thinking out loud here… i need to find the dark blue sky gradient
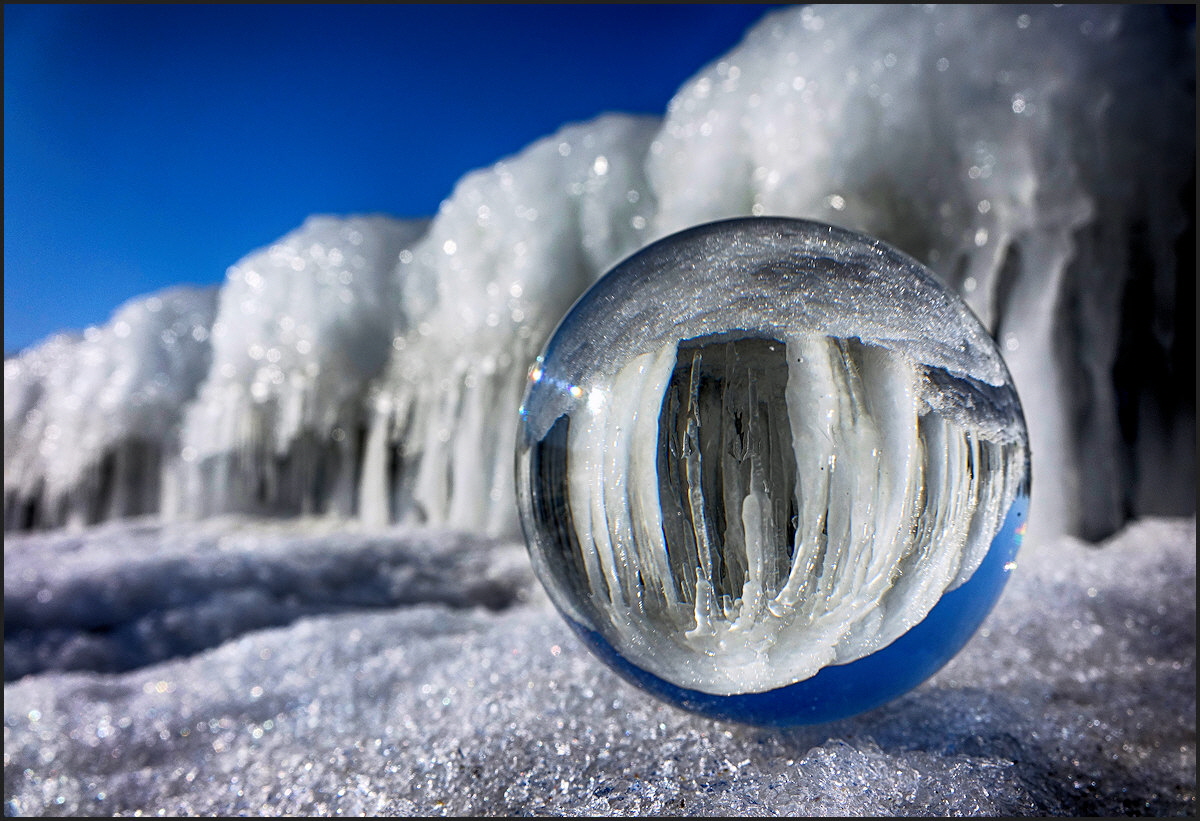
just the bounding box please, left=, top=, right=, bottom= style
left=4, top=4, right=779, bottom=354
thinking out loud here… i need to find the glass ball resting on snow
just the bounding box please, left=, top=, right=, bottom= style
left=515, top=217, right=1030, bottom=726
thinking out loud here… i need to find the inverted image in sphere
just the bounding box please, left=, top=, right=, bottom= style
left=516, top=217, right=1030, bottom=726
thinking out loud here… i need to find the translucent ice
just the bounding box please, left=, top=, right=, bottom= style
left=517, top=218, right=1030, bottom=723
left=3, top=4, right=1192, bottom=542
left=4, top=286, right=218, bottom=530
left=357, top=114, right=659, bottom=533
left=646, top=3, right=1194, bottom=540
left=166, top=215, right=429, bottom=519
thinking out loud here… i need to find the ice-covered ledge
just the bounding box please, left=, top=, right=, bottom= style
left=4, top=5, right=1194, bottom=544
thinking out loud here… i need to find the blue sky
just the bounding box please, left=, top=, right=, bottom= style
left=4, top=4, right=778, bottom=355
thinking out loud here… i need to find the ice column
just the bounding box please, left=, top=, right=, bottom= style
left=359, top=114, right=660, bottom=534
left=166, top=215, right=428, bottom=520
left=646, top=3, right=1195, bottom=541
left=4, top=287, right=218, bottom=530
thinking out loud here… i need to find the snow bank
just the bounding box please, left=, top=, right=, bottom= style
left=3, top=516, right=1193, bottom=815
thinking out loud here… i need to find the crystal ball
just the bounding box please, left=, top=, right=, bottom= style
left=516, top=217, right=1030, bottom=726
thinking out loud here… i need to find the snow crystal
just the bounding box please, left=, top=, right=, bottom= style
left=3, top=517, right=1193, bottom=815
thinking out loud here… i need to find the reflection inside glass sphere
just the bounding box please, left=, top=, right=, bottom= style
left=516, top=217, right=1029, bottom=726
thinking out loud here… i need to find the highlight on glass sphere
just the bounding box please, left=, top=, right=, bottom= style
left=515, top=217, right=1030, bottom=727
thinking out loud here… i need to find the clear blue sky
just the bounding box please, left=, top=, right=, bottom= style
left=4, top=4, right=779, bottom=355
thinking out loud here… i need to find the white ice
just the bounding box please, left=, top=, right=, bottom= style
left=4, top=287, right=218, bottom=530
left=4, top=5, right=1193, bottom=544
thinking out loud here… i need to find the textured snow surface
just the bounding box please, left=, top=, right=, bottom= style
left=3, top=517, right=530, bottom=682
left=4, top=516, right=1194, bottom=816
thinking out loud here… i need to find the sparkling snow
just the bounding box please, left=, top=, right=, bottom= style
left=3, top=517, right=1194, bottom=816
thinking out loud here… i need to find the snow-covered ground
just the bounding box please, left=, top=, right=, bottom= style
left=3, top=516, right=1194, bottom=816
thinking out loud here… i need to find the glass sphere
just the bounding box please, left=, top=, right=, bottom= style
left=516, top=217, right=1030, bottom=726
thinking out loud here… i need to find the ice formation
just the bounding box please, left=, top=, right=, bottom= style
left=2, top=5, right=1194, bottom=811
left=356, top=114, right=659, bottom=533
left=3, top=4, right=1194, bottom=543
left=162, top=215, right=429, bottom=520
left=518, top=218, right=1029, bottom=695
left=645, top=4, right=1195, bottom=541
left=4, top=287, right=218, bottom=530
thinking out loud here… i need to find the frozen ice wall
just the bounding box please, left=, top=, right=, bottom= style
left=4, top=4, right=1193, bottom=542
left=161, top=116, right=658, bottom=533
left=646, top=4, right=1195, bottom=541
left=165, top=215, right=429, bottom=520
left=357, top=114, right=659, bottom=533
left=4, top=287, right=218, bottom=530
